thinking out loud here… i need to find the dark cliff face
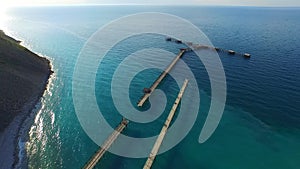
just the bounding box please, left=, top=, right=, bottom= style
left=0, top=30, right=52, bottom=131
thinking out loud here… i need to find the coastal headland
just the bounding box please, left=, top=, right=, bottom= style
left=0, top=30, right=53, bottom=168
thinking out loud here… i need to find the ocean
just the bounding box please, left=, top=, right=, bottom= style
left=2, top=5, right=300, bottom=169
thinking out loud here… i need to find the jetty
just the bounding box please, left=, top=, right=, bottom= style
left=137, top=49, right=186, bottom=107
left=82, top=118, right=129, bottom=169
left=143, top=79, right=189, bottom=169
left=165, top=37, right=251, bottom=58
left=82, top=37, right=251, bottom=168
left=192, top=44, right=251, bottom=58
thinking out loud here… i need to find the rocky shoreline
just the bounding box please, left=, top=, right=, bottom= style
left=0, top=30, right=53, bottom=169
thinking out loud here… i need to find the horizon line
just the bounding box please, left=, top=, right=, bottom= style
left=5, top=3, right=300, bottom=8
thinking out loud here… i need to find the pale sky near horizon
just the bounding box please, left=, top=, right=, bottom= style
left=1, top=0, right=300, bottom=7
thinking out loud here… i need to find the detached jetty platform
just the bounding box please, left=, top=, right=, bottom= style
left=143, top=79, right=189, bottom=169
left=137, top=49, right=186, bottom=107
left=82, top=118, right=129, bottom=169
left=165, top=37, right=251, bottom=58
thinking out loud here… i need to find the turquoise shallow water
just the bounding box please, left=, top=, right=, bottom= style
left=2, top=6, right=300, bottom=169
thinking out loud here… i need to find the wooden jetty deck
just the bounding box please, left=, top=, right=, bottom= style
left=143, top=79, right=189, bottom=169
left=137, top=49, right=186, bottom=107
left=82, top=118, right=129, bottom=169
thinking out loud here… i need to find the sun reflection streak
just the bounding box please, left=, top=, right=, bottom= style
left=26, top=66, right=56, bottom=155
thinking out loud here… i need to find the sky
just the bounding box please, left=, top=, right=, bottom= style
left=1, top=0, right=300, bottom=7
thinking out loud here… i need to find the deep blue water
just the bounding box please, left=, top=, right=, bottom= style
left=2, top=6, right=300, bottom=169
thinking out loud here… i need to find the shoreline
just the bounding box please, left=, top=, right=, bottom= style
left=0, top=30, right=53, bottom=169
left=14, top=74, right=53, bottom=169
